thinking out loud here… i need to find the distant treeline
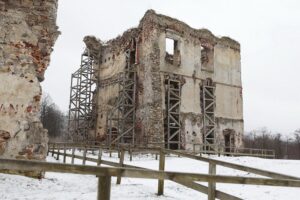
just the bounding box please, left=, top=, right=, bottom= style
left=243, top=128, right=300, bottom=159
left=40, top=94, right=67, bottom=142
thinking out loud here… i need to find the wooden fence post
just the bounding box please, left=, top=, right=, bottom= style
left=71, top=147, right=75, bottom=164
left=83, top=146, right=87, bottom=165
left=47, top=144, right=49, bottom=156
left=63, top=144, right=66, bottom=163
left=129, top=148, right=133, bottom=162
left=97, top=147, right=102, bottom=166
left=97, top=176, right=111, bottom=200
left=52, top=144, right=55, bottom=157
left=157, top=149, right=165, bottom=195
left=116, top=149, right=125, bottom=184
left=208, top=162, right=216, bottom=200
left=56, top=145, right=60, bottom=160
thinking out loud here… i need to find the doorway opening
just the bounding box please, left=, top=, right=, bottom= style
left=223, top=129, right=235, bottom=153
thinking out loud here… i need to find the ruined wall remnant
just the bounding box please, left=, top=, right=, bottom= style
left=0, top=1, right=59, bottom=177
left=73, top=10, right=243, bottom=151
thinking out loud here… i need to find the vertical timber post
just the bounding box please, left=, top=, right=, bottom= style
left=63, top=144, right=66, bottom=163
left=71, top=147, right=75, bottom=164
left=47, top=144, right=49, bottom=156
left=208, top=162, right=216, bottom=200
left=97, top=147, right=102, bottom=166
left=83, top=146, right=87, bottom=165
left=157, top=149, right=165, bottom=195
left=97, top=176, right=111, bottom=200
left=56, top=145, right=60, bottom=160
left=51, top=144, right=55, bottom=157
left=129, top=148, right=133, bottom=162
left=117, top=149, right=121, bottom=159
left=116, top=148, right=125, bottom=184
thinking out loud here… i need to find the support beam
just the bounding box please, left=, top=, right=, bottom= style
left=67, top=49, right=97, bottom=142
left=158, top=149, right=165, bottom=195
left=116, top=149, right=125, bottom=184
left=208, top=162, right=216, bottom=200
left=97, top=176, right=111, bottom=200
left=107, top=39, right=137, bottom=147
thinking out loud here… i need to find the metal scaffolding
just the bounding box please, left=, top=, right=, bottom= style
left=68, top=49, right=97, bottom=142
left=164, top=77, right=181, bottom=150
left=106, top=40, right=137, bottom=147
left=200, top=79, right=216, bottom=150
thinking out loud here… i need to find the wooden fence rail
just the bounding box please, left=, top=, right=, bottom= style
left=43, top=143, right=300, bottom=200
left=49, top=147, right=242, bottom=200
left=48, top=142, right=275, bottom=158
left=192, top=143, right=275, bottom=158
left=49, top=143, right=298, bottom=180
left=1, top=158, right=300, bottom=200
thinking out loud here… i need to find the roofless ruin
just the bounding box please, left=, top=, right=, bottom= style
left=68, top=10, right=243, bottom=152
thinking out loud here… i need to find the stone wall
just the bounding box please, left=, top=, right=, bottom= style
left=85, top=9, right=243, bottom=150
left=0, top=0, right=59, bottom=177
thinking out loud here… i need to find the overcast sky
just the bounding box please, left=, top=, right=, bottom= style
left=42, top=0, right=300, bottom=135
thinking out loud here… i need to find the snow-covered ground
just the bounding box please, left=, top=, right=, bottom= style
left=1, top=151, right=300, bottom=200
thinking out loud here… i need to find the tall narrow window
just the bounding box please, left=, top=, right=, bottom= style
left=166, top=38, right=175, bottom=56
left=165, top=37, right=180, bottom=66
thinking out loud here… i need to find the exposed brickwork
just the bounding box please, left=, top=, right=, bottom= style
left=0, top=0, right=59, bottom=177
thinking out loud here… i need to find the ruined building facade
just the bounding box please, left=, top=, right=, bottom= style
left=0, top=0, right=59, bottom=176
left=69, top=10, right=243, bottom=151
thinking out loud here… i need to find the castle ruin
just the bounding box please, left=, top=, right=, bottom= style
left=68, top=10, right=243, bottom=152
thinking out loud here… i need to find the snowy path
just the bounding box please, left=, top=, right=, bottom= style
left=1, top=152, right=300, bottom=200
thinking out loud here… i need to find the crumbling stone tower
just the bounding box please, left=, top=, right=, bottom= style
left=0, top=1, right=59, bottom=176
left=70, top=10, right=243, bottom=151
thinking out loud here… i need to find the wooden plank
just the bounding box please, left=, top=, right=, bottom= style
left=71, top=147, right=75, bottom=164
left=116, top=149, right=125, bottom=184
left=163, top=149, right=300, bottom=180
left=83, top=146, right=87, bottom=165
left=157, top=149, right=165, bottom=195
left=129, top=148, right=133, bottom=162
left=51, top=144, right=55, bottom=157
left=97, top=148, right=102, bottom=166
left=98, top=176, right=111, bottom=200
left=208, top=162, right=216, bottom=200
left=57, top=146, right=60, bottom=160
left=173, top=177, right=242, bottom=200
left=63, top=145, right=66, bottom=163
left=1, top=158, right=300, bottom=187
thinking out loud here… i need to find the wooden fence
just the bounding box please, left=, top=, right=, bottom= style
left=42, top=143, right=300, bottom=199
left=192, top=143, right=275, bottom=158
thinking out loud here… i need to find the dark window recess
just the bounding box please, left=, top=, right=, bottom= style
left=201, top=45, right=208, bottom=63
left=165, top=38, right=181, bottom=66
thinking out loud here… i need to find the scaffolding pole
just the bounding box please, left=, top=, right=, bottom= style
left=201, top=80, right=216, bottom=151
left=107, top=39, right=137, bottom=147
left=164, top=77, right=181, bottom=150
left=68, top=49, right=97, bottom=142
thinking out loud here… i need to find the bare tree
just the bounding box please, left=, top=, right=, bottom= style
left=40, top=94, right=67, bottom=141
left=243, top=127, right=300, bottom=159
